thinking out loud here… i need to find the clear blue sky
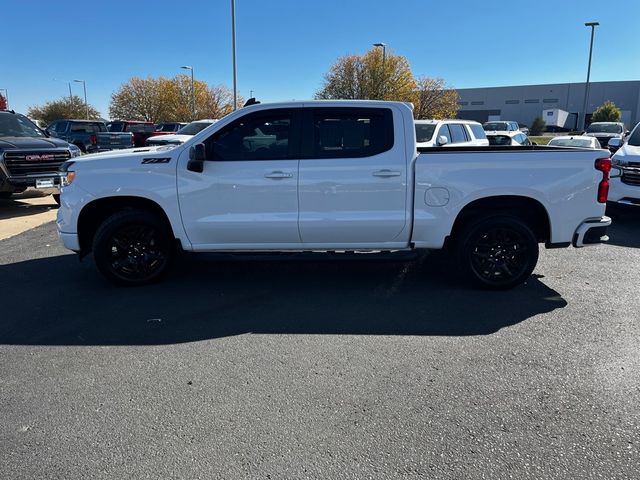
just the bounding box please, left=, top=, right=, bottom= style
left=2, top=0, right=639, bottom=118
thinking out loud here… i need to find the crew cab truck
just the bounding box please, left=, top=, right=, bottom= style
left=107, top=120, right=156, bottom=148
left=46, top=120, right=134, bottom=153
left=56, top=101, right=612, bottom=289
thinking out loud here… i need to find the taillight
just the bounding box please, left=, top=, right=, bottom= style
left=595, top=157, right=611, bottom=204
left=89, top=134, right=97, bottom=145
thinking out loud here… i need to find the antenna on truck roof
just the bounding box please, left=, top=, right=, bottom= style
left=243, top=98, right=260, bottom=107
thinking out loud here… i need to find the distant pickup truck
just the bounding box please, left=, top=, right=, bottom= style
left=45, top=119, right=133, bottom=153
left=57, top=100, right=612, bottom=289
left=107, top=120, right=156, bottom=148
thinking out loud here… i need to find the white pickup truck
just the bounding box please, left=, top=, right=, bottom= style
left=56, top=100, right=612, bottom=289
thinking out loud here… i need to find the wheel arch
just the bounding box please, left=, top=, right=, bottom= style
left=77, top=196, right=176, bottom=256
left=448, top=195, right=551, bottom=246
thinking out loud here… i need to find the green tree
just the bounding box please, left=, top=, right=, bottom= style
left=590, top=100, right=622, bottom=123
left=413, top=77, right=459, bottom=119
left=315, top=47, right=417, bottom=102
left=109, top=75, right=239, bottom=123
left=27, top=96, right=100, bottom=123
left=530, top=117, right=546, bottom=136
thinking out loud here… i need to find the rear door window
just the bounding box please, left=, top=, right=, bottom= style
left=449, top=124, right=468, bottom=143
left=468, top=124, right=487, bottom=140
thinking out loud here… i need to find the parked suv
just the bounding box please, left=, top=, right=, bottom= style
left=0, top=110, right=80, bottom=202
left=584, top=122, right=627, bottom=149
left=46, top=120, right=134, bottom=153
left=415, top=119, right=488, bottom=148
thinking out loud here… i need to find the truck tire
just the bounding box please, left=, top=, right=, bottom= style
left=92, top=209, right=174, bottom=286
left=456, top=215, right=539, bottom=290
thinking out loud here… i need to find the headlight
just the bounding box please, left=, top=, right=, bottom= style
left=59, top=160, right=76, bottom=186
left=68, top=144, right=82, bottom=158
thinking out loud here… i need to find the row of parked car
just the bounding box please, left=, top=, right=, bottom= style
left=415, top=118, right=631, bottom=152
left=42, top=119, right=189, bottom=153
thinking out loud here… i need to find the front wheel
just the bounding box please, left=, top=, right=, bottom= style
left=92, top=210, right=174, bottom=286
left=456, top=215, right=539, bottom=290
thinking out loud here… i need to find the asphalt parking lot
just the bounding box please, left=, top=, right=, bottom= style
left=0, top=208, right=639, bottom=479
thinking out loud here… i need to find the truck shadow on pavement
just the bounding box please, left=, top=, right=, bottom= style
left=0, top=197, right=57, bottom=221
left=606, top=208, right=640, bottom=248
left=0, top=251, right=568, bottom=346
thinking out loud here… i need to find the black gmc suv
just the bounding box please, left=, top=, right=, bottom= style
left=0, top=110, right=80, bottom=203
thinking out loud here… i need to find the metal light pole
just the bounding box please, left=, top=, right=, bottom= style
left=581, top=22, right=599, bottom=131
left=231, top=0, right=238, bottom=110
left=54, top=79, right=73, bottom=104
left=373, top=42, right=386, bottom=100
left=74, top=80, right=89, bottom=119
left=181, top=66, right=195, bottom=120
left=0, top=88, right=8, bottom=109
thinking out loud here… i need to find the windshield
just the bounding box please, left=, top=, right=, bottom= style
left=415, top=124, right=436, bottom=142
left=483, top=122, right=508, bottom=131
left=628, top=126, right=640, bottom=146
left=107, top=122, right=124, bottom=132
left=549, top=138, right=594, bottom=148
left=586, top=123, right=623, bottom=134
left=177, top=121, right=214, bottom=135
left=0, top=113, right=46, bottom=137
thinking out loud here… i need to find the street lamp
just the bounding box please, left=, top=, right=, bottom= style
left=74, top=79, right=89, bottom=119
left=231, top=0, right=237, bottom=110
left=53, top=79, right=73, bottom=104
left=373, top=42, right=386, bottom=100
left=181, top=66, right=195, bottom=121
left=0, top=88, right=8, bottom=109
left=580, top=22, right=599, bottom=131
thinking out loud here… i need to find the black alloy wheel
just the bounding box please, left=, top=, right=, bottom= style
left=93, top=210, right=174, bottom=286
left=457, top=215, right=539, bottom=289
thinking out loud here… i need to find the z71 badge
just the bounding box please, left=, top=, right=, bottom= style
left=141, top=158, right=171, bottom=164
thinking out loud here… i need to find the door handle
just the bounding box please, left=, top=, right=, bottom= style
left=372, top=169, right=402, bottom=177
left=264, top=171, right=293, bottom=179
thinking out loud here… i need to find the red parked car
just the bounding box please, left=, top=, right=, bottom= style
left=107, top=120, right=156, bottom=147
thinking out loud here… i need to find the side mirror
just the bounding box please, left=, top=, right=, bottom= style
left=436, top=135, right=449, bottom=146
left=46, top=129, right=57, bottom=138
left=608, top=138, right=623, bottom=149
left=187, top=143, right=206, bottom=173
left=625, top=131, right=630, bottom=136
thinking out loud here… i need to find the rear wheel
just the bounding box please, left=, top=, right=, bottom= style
left=92, top=210, right=174, bottom=286
left=456, top=215, right=539, bottom=289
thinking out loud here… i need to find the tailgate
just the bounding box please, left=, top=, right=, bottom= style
left=96, top=132, right=133, bottom=148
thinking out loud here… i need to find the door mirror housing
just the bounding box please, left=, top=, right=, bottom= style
left=436, top=135, right=449, bottom=146
left=46, top=129, right=57, bottom=138
left=187, top=143, right=206, bottom=173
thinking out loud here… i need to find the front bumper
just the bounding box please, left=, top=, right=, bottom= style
left=58, top=231, right=81, bottom=251
left=572, top=216, right=611, bottom=247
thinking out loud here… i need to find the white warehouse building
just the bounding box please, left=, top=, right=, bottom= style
left=455, top=80, right=640, bottom=130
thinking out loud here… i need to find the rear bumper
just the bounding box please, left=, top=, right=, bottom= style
left=572, top=216, right=611, bottom=247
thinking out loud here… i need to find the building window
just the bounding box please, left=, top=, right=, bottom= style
left=470, top=101, right=484, bottom=106
left=505, top=100, right=520, bottom=104
left=543, top=98, right=559, bottom=103
left=524, top=99, right=539, bottom=104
